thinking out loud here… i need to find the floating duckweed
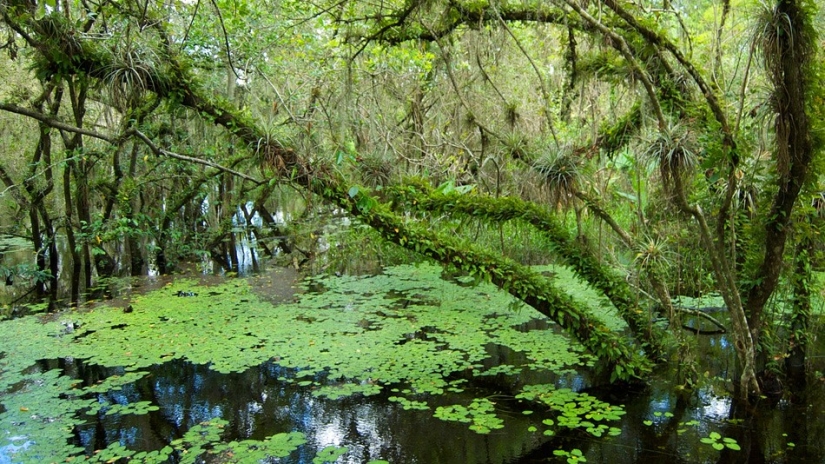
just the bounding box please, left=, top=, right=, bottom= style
left=87, top=442, right=136, bottom=462
left=171, top=418, right=306, bottom=463
left=388, top=395, right=431, bottom=410
left=516, top=383, right=625, bottom=438
left=0, top=263, right=620, bottom=461
left=0, top=369, right=90, bottom=462
left=700, top=432, right=741, bottom=451
left=102, top=400, right=160, bottom=416
left=314, top=445, right=349, bottom=463
left=83, top=370, right=150, bottom=393
left=312, top=382, right=382, bottom=399
left=434, top=398, right=505, bottom=434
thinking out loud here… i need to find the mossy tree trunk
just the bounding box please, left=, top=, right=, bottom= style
left=319, top=180, right=650, bottom=380
left=787, top=222, right=814, bottom=384
left=26, top=91, right=60, bottom=298
left=745, top=0, right=818, bottom=361
left=387, top=181, right=668, bottom=361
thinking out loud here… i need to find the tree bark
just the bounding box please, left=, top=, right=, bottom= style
left=745, top=0, right=815, bottom=354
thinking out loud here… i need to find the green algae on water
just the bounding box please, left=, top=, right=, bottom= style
left=0, top=263, right=618, bottom=461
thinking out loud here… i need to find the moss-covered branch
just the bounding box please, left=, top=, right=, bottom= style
left=0, top=8, right=292, bottom=165
left=2, top=6, right=650, bottom=382
left=387, top=181, right=666, bottom=360
left=318, top=181, right=651, bottom=381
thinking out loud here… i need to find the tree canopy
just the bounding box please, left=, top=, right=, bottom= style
left=1, top=0, right=823, bottom=399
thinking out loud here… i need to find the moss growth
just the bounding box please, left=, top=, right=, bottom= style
left=598, top=102, right=642, bottom=155
left=386, top=181, right=666, bottom=360
left=319, top=180, right=652, bottom=381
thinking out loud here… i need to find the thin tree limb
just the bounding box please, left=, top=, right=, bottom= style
left=491, top=2, right=559, bottom=146
left=562, top=0, right=668, bottom=132
left=0, top=102, right=114, bottom=143
left=131, top=130, right=263, bottom=184
left=208, top=0, right=240, bottom=81
left=599, top=0, right=733, bottom=143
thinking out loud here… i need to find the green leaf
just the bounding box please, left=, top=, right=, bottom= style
left=314, top=445, right=349, bottom=464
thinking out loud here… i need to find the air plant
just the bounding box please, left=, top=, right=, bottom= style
left=533, top=147, right=582, bottom=210
left=753, top=1, right=815, bottom=178
left=633, top=234, right=673, bottom=275
left=102, top=43, right=163, bottom=111
left=644, top=124, right=698, bottom=197
left=501, top=131, right=530, bottom=161
left=357, top=153, right=395, bottom=187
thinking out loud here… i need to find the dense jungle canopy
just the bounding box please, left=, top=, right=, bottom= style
left=0, top=0, right=823, bottom=405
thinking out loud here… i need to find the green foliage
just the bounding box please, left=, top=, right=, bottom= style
left=644, top=123, right=699, bottom=194
left=385, top=181, right=665, bottom=361
left=532, top=265, right=627, bottom=331
left=0, top=234, right=31, bottom=253
left=598, top=102, right=642, bottom=155
left=553, top=448, right=587, bottom=464
left=388, top=395, right=431, bottom=410
left=171, top=418, right=306, bottom=463
left=314, top=445, right=349, bottom=463
left=700, top=431, right=741, bottom=451
left=533, top=150, right=582, bottom=209
left=0, top=263, right=613, bottom=460
left=95, top=400, right=159, bottom=416
left=0, top=369, right=89, bottom=462
left=517, top=383, right=625, bottom=438
left=434, top=398, right=505, bottom=434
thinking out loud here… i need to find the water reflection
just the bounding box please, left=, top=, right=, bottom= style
left=23, top=339, right=821, bottom=464
left=3, top=267, right=825, bottom=463
left=38, top=358, right=546, bottom=463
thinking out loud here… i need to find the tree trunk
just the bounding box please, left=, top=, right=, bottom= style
left=745, top=0, right=816, bottom=359
left=390, top=182, right=668, bottom=360
left=322, top=180, right=650, bottom=381
left=63, top=160, right=81, bottom=305
left=787, top=230, right=813, bottom=385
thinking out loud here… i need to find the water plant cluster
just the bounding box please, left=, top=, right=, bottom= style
left=0, top=263, right=627, bottom=462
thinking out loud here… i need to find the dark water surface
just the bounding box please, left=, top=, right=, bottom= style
left=2, top=264, right=825, bottom=463
left=35, top=357, right=547, bottom=463
left=19, top=341, right=825, bottom=464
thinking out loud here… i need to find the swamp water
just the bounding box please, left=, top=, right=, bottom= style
left=0, top=263, right=823, bottom=463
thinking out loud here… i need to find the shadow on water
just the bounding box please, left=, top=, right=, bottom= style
left=20, top=340, right=825, bottom=464
left=30, top=357, right=548, bottom=464
left=512, top=324, right=825, bottom=464
left=2, top=244, right=825, bottom=462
